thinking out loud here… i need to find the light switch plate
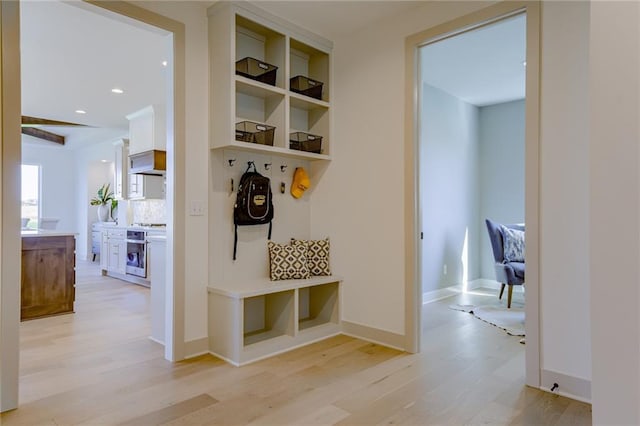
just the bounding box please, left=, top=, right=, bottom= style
left=189, top=200, right=205, bottom=216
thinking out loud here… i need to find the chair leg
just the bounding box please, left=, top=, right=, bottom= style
left=499, top=283, right=506, bottom=300
left=507, top=285, right=514, bottom=309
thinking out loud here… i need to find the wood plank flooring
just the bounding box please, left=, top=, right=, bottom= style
left=1, top=262, right=591, bottom=425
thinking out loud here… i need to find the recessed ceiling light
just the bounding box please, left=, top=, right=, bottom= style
left=111, top=88, right=124, bottom=94
left=522, top=60, right=527, bottom=67
left=75, top=110, right=86, bottom=114
left=162, top=60, right=168, bottom=67
left=101, top=159, right=108, bottom=163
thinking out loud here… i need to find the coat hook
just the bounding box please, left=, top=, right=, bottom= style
left=264, top=163, right=272, bottom=171
left=228, top=158, right=236, bottom=167
left=280, top=165, right=288, bottom=173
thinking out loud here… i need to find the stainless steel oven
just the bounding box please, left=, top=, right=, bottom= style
left=126, top=230, right=146, bottom=278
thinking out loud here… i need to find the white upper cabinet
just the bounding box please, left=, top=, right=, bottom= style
left=128, top=174, right=165, bottom=200
left=208, top=1, right=332, bottom=161
left=126, top=105, right=166, bottom=155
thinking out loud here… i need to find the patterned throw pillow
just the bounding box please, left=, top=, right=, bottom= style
left=291, top=238, right=331, bottom=276
left=267, top=241, right=309, bottom=281
left=501, top=225, right=525, bottom=262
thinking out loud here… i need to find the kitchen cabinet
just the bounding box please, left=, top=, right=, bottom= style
left=126, top=105, right=166, bottom=155
left=99, top=228, right=126, bottom=276
left=128, top=174, right=165, bottom=200
left=91, top=223, right=102, bottom=262
left=113, top=139, right=129, bottom=200
left=21, top=234, right=76, bottom=321
left=108, top=238, right=126, bottom=275
left=100, top=230, right=109, bottom=270
left=108, top=234, right=126, bottom=275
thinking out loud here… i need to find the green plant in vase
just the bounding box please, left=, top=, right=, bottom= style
left=90, top=183, right=114, bottom=222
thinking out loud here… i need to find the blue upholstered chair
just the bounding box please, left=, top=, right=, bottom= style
left=485, top=218, right=525, bottom=308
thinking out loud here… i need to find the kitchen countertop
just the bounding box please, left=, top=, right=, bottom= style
left=93, top=222, right=166, bottom=233
left=21, top=230, right=79, bottom=238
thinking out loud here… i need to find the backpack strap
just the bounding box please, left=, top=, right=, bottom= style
left=233, top=223, right=238, bottom=260
left=246, top=161, right=257, bottom=173
left=268, top=221, right=272, bottom=240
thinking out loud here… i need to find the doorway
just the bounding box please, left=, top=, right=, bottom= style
left=419, top=14, right=525, bottom=305
left=404, top=1, right=541, bottom=388
left=0, top=0, right=186, bottom=412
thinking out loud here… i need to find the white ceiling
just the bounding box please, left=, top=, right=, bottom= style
left=20, top=1, right=169, bottom=148
left=250, top=1, right=424, bottom=41
left=421, top=14, right=526, bottom=107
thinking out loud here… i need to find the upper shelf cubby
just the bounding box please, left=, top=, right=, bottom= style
left=289, top=39, right=330, bottom=103
left=236, top=16, right=286, bottom=90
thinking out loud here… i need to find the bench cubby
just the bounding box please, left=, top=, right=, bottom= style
left=243, top=290, right=294, bottom=346
left=208, top=276, right=342, bottom=366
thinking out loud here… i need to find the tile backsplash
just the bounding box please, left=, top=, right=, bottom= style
left=131, top=199, right=166, bottom=224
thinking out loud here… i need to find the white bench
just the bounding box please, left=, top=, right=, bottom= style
left=207, top=275, right=343, bottom=366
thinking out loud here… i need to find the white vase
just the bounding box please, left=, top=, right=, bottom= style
left=97, top=204, right=109, bottom=222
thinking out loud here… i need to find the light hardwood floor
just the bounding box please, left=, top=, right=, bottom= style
left=1, top=262, right=591, bottom=425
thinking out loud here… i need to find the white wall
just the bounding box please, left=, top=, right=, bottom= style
left=420, top=84, right=480, bottom=292
left=22, top=139, right=118, bottom=261
left=132, top=1, right=210, bottom=343
left=478, top=99, right=525, bottom=278
left=22, top=142, right=78, bottom=232
left=211, top=151, right=312, bottom=283
left=589, top=1, right=640, bottom=423
left=539, top=1, right=591, bottom=388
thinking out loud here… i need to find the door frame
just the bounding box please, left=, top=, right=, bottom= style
left=404, top=1, right=541, bottom=388
left=0, top=0, right=187, bottom=411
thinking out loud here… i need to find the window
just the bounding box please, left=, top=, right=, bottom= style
left=21, top=164, right=40, bottom=229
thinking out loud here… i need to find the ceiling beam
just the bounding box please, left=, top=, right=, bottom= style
left=21, top=127, right=65, bottom=145
left=21, top=115, right=85, bottom=127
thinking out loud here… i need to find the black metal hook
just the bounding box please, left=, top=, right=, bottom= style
left=228, top=158, right=236, bottom=167
left=280, top=165, right=288, bottom=173
left=264, top=163, right=272, bottom=171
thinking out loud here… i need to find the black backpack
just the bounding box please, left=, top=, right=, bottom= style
left=233, top=162, right=274, bottom=260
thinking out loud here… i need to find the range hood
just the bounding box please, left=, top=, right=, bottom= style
left=129, top=150, right=166, bottom=175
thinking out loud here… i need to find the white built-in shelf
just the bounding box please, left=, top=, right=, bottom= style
left=236, top=76, right=287, bottom=98
left=289, top=93, right=330, bottom=110
left=208, top=276, right=342, bottom=365
left=212, top=140, right=330, bottom=161
left=209, top=1, right=333, bottom=161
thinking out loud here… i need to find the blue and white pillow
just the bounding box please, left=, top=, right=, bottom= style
left=501, top=225, right=525, bottom=262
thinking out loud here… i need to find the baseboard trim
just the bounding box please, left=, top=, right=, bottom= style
left=184, top=337, right=209, bottom=359
left=341, top=321, right=406, bottom=351
left=422, top=278, right=524, bottom=304
left=540, top=369, right=591, bottom=403
left=208, top=351, right=240, bottom=367
left=148, top=336, right=164, bottom=346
